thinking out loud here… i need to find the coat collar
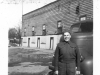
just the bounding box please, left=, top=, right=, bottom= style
left=63, top=40, right=71, bottom=44
left=63, top=40, right=75, bottom=47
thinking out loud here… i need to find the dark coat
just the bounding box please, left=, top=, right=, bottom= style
left=54, top=37, right=81, bottom=71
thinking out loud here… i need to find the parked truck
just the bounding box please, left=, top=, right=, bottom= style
left=48, top=20, right=93, bottom=75
left=70, top=20, right=93, bottom=75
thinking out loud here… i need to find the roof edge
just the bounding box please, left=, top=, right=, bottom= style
left=23, top=0, right=59, bottom=16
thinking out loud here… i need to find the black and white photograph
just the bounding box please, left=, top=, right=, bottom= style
left=1, top=0, right=100, bottom=75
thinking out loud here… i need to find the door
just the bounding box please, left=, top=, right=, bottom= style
left=37, top=38, right=40, bottom=48
left=21, top=38, right=23, bottom=46
left=28, top=38, right=30, bottom=47
left=50, top=37, right=54, bottom=50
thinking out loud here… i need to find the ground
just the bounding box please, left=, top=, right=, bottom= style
left=8, top=47, right=55, bottom=75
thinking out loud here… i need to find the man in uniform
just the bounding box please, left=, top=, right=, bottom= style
left=54, top=31, right=80, bottom=75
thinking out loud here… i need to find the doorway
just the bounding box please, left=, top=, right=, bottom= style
left=21, top=38, right=23, bottom=46
left=50, top=37, right=54, bottom=50
left=28, top=38, right=30, bottom=47
left=37, top=38, right=40, bottom=48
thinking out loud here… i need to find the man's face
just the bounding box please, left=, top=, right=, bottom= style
left=64, top=32, right=71, bottom=41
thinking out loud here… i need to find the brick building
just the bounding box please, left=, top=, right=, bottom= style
left=21, top=0, right=93, bottom=50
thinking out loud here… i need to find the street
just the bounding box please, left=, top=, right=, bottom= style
left=8, top=47, right=54, bottom=75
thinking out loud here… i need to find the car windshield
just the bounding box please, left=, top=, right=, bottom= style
left=80, top=22, right=93, bottom=32
left=71, top=21, right=93, bottom=33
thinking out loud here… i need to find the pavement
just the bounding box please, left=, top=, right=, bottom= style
left=9, top=46, right=55, bottom=54
left=9, top=62, right=49, bottom=74
left=8, top=46, right=54, bottom=75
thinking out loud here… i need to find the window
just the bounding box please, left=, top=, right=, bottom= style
left=72, top=27, right=80, bottom=32
left=24, top=28, right=26, bottom=36
left=24, top=32, right=26, bottom=36
left=42, top=24, right=46, bottom=35
left=32, top=26, right=34, bottom=31
left=80, top=15, right=87, bottom=21
left=32, top=26, right=35, bottom=36
left=76, top=2, right=80, bottom=15
left=32, top=31, right=35, bottom=36
left=57, top=21, right=62, bottom=28
left=58, top=4, right=61, bottom=11
left=24, top=28, right=26, bottom=32
left=76, top=5, right=80, bottom=15
left=80, top=22, right=93, bottom=32
left=43, top=24, right=46, bottom=30
left=57, top=20, right=62, bottom=34
left=71, top=21, right=93, bottom=33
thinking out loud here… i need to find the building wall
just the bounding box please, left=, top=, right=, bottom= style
left=22, top=35, right=62, bottom=50
left=21, top=0, right=93, bottom=50
left=29, top=36, right=37, bottom=48
left=22, top=0, right=93, bottom=36
left=21, top=37, right=28, bottom=47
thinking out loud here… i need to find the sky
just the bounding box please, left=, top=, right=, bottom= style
left=0, top=0, right=57, bottom=29
left=0, top=4, right=22, bottom=28
left=23, top=0, right=57, bottom=15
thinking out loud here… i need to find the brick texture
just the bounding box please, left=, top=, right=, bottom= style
left=22, top=0, right=93, bottom=36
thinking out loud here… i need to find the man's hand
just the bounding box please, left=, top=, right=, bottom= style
left=55, top=70, right=58, bottom=75
left=76, top=67, right=80, bottom=74
left=76, top=71, right=80, bottom=75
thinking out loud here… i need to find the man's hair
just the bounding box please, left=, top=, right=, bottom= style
left=62, top=30, right=72, bottom=36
